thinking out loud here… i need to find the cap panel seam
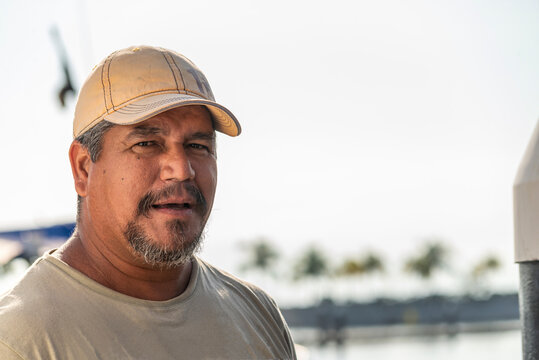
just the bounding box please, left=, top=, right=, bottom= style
left=77, top=115, right=106, bottom=137
left=170, top=55, right=187, bottom=94
left=100, top=51, right=117, bottom=112
left=100, top=57, right=109, bottom=112
left=159, top=50, right=184, bottom=93
left=106, top=52, right=116, bottom=110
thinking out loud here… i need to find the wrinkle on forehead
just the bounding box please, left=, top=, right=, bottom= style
left=126, top=125, right=168, bottom=140
left=126, top=105, right=214, bottom=140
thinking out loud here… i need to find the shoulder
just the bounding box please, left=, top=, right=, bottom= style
left=194, top=257, right=281, bottom=316
left=194, top=257, right=297, bottom=358
left=0, top=257, right=57, bottom=315
left=195, top=257, right=273, bottom=297
left=0, top=257, right=67, bottom=355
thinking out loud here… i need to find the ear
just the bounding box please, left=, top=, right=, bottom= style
left=69, top=141, right=91, bottom=197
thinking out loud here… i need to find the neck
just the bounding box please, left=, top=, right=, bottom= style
left=54, top=225, right=193, bottom=301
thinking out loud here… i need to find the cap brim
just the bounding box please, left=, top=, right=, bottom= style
left=104, top=93, right=241, bottom=136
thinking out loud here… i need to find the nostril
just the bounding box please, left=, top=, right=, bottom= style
left=160, top=153, right=195, bottom=182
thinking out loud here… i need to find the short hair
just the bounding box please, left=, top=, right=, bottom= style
left=74, top=120, right=115, bottom=222
left=75, top=120, right=116, bottom=162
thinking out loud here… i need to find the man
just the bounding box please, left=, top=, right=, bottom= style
left=0, top=45, right=296, bottom=359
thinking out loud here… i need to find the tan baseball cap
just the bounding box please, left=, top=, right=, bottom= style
left=73, top=45, right=241, bottom=138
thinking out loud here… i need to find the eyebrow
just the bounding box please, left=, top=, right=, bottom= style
left=189, top=131, right=216, bottom=141
left=125, top=127, right=215, bottom=142
left=125, top=126, right=165, bottom=140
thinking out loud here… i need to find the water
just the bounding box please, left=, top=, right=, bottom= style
left=298, top=330, right=521, bottom=359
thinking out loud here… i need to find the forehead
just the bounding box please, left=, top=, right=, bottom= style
left=123, top=105, right=215, bottom=136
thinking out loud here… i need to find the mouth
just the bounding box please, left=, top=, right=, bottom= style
left=151, top=202, right=193, bottom=210
left=136, top=183, right=207, bottom=219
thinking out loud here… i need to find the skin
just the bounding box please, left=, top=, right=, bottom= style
left=55, top=105, right=217, bottom=301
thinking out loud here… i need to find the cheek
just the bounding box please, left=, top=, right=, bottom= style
left=116, top=163, right=158, bottom=198
left=196, top=162, right=217, bottom=197
left=92, top=162, right=153, bottom=210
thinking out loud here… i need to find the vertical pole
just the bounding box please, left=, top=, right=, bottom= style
left=514, top=120, right=539, bottom=359
left=520, top=263, right=539, bottom=359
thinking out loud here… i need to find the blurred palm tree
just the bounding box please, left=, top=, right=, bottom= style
left=336, top=252, right=384, bottom=276
left=240, top=237, right=280, bottom=274
left=360, top=253, right=384, bottom=274
left=405, top=241, right=449, bottom=279
left=471, top=254, right=501, bottom=279
left=293, top=245, right=329, bottom=281
left=337, top=259, right=363, bottom=276
left=466, top=254, right=502, bottom=296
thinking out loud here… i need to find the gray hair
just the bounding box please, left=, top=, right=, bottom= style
left=75, top=120, right=116, bottom=162
left=74, top=121, right=115, bottom=222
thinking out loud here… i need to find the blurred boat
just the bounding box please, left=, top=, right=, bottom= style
left=0, top=222, right=75, bottom=266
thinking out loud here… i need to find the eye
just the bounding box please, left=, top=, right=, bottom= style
left=188, top=143, right=209, bottom=151
left=135, top=141, right=156, bottom=147
left=131, top=140, right=161, bottom=154
left=187, top=142, right=215, bottom=156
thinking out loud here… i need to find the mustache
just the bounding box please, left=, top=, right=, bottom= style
left=136, top=182, right=207, bottom=218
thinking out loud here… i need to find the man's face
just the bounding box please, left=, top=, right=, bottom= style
left=84, top=105, right=217, bottom=267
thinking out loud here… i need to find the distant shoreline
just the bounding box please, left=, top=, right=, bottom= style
left=282, top=292, right=520, bottom=345
left=290, top=319, right=520, bottom=344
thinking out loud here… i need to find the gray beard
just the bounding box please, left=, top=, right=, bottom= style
left=124, top=219, right=204, bottom=268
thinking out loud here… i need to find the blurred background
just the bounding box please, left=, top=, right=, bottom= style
left=1, top=0, right=538, bottom=358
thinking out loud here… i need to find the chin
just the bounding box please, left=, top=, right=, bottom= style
left=124, top=220, right=205, bottom=268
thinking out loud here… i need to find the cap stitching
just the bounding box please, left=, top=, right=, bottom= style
left=170, top=55, right=187, bottom=94
left=107, top=89, right=207, bottom=110
left=76, top=89, right=207, bottom=136
left=160, top=51, right=180, bottom=91
left=77, top=93, right=238, bottom=137
left=77, top=115, right=105, bottom=137
left=100, top=57, right=109, bottom=112
left=106, top=52, right=117, bottom=111
left=99, top=51, right=118, bottom=112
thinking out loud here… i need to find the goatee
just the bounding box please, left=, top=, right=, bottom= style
left=125, top=219, right=204, bottom=268
left=124, top=182, right=207, bottom=268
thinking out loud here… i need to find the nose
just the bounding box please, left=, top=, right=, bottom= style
left=159, top=147, right=195, bottom=182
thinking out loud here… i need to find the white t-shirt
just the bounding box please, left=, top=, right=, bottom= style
left=0, top=252, right=296, bottom=359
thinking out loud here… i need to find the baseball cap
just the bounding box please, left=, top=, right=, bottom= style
left=73, top=45, right=241, bottom=138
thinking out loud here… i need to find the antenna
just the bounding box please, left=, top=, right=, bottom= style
left=50, top=25, right=76, bottom=107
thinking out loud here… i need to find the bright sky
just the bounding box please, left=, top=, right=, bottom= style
left=0, top=0, right=538, bottom=293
